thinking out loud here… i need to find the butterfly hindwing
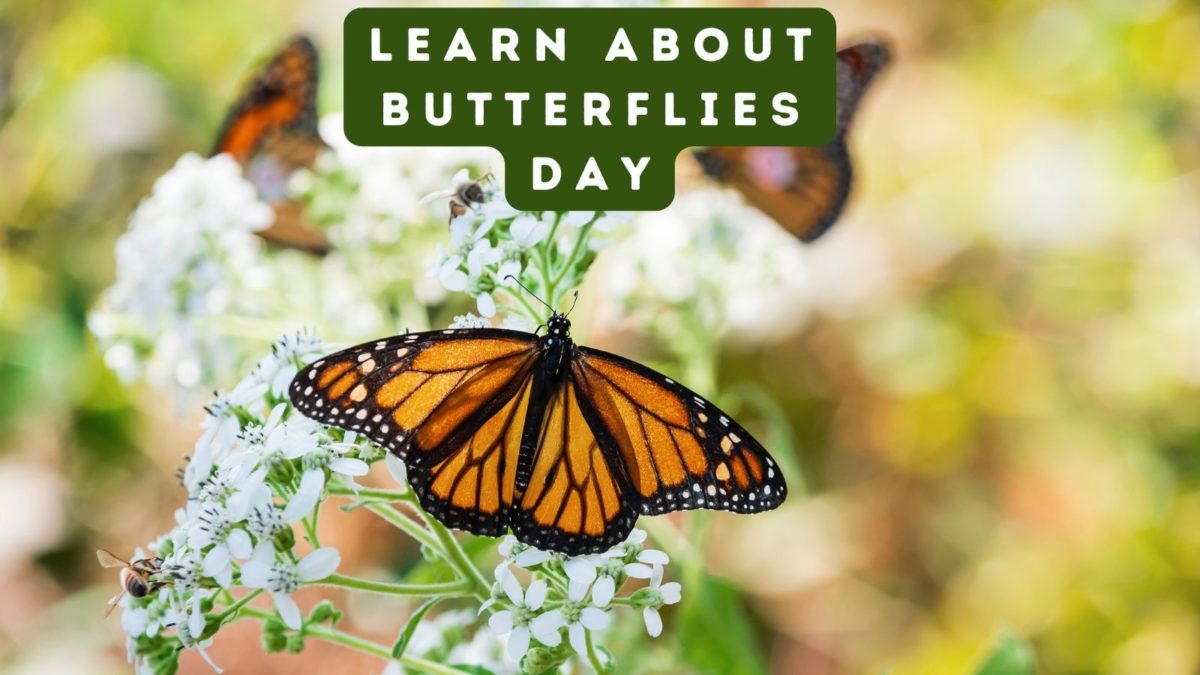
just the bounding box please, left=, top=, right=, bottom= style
left=573, top=348, right=787, bottom=516
left=694, top=39, right=891, bottom=242
left=511, top=376, right=640, bottom=553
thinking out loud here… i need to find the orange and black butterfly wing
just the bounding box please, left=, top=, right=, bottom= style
left=510, top=374, right=640, bottom=554
left=571, top=347, right=787, bottom=517
left=290, top=329, right=540, bottom=535
left=212, top=35, right=320, bottom=164
left=693, top=39, right=891, bottom=242
left=212, top=35, right=329, bottom=254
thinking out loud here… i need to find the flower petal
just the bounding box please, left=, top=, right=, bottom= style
left=638, top=549, right=669, bottom=566
left=525, top=578, right=548, bottom=610
left=238, top=561, right=271, bottom=588
left=581, top=607, right=611, bottom=631
left=202, top=545, right=231, bottom=578
left=476, top=292, right=496, bottom=318
left=501, top=571, right=524, bottom=605
left=592, top=575, right=615, bottom=607
left=282, top=469, right=325, bottom=522
left=530, top=610, right=564, bottom=646
left=297, top=547, right=341, bottom=581
left=514, top=547, right=550, bottom=568
left=488, top=609, right=514, bottom=635
left=507, top=626, right=531, bottom=659
left=569, top=621, right=588, bottom=656
left=660, top=581, right=682, bottom=605
left=226, top=528, right=252, bottom=559
left=273, top=591, right=303, bottom=630
left=624, top=562, right=653, bottom=579
left=643, top=607, right=663, bottom=638
left=385, top=454, right=408, bottom=485
left=330, top=457, right=369, bottom=477
left=563, top=557, right=598, bottom=585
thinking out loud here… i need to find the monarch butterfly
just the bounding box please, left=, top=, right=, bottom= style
left=211, top=35, right=329, bottom=254
left=289, top=311, right=787, bottom=555
left=693, top=39, right=891, bottom=242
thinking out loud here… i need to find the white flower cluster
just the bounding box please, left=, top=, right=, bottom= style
left=118, top=332, right=361, bottom=674
left=90, top=153, right=274, bottom=389
left=482, top=529, right=681, bottom=668
left=604, top=188, right=813, bottom=341
left=426, top=171, right=631, bottom=321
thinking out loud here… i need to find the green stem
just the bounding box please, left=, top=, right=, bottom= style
left=215, top=588, right=263, bottom=622
left=318, top=573, right=472, bottom=597
left=362, top=502, right=440, bottom=550
left=239, top=607, right=467, bottom=675
left=327, top=485, right=410, bottom=502
left=505, top=286, right=546, bottom=326
left=550, top=220, right=594, bottom=290
left=585, top=628, right=606, bottom=673
left=428, top=517, right=491, bottom=602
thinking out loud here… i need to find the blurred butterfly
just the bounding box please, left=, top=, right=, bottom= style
left=693, top=39, right=891, bottom=242
left=289, top=304, right=787, bottom=555
left=211, top=35, right=330, bottom=254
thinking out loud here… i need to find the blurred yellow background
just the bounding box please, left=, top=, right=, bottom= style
left=4, top=0, right=1200, bottom=673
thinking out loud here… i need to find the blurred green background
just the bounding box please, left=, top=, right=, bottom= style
left=4, top=0, right=1200, bottom=673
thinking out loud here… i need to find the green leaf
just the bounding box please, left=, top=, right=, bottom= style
left=677, top=576, right=768, bottom=675
left=391, top=596, right=443, bottom=659
left=974, top=633, right=1036, bottom=675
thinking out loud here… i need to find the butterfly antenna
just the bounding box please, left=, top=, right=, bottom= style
left=564, top=290, right=580, bottom=317
left=504, top=275, right=556, bottom=315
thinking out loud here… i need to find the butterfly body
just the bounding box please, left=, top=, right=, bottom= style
left=291, top=316, right=787, bottom=555
left=694, top=39, right=890, bottom=242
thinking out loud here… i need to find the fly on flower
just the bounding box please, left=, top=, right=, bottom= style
left=97, top=549, right=167, bottom=617
left=288, top=290, right=788, bottom=556
left=212, top=35, right=330, bottom=254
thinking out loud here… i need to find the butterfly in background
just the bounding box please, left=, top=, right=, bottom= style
left=211, top=35, right=330, bottom=254
left=692, top=39, right=892, bottom=242
left=289, top=303, right=787, bottom=555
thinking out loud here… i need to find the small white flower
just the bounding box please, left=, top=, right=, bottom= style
left=494, top=535, right=551, bottom=579
left=240, top=543, right=341, bottom=629
left=563, top=580, right=611, bottom=656
left=449, top=313, right=491, bottom=329
left=510, top=213, right=552, bottom=247
left=487, top=578, right=562, bottom=659
left=437, top=256, right=469, bottom=292
left=476, top=292, right=497, bottom=318
left=640, top=565, right=682, bottom=638
left=280, top=429, right=367, bottom=520
left=189, top=503, right=255, bottom=588
left=466, top=239, right=503, bottom=278
left=604, top=528, right=669, bottom=579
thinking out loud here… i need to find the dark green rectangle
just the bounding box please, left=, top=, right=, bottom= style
left=344, top=7, right=836, bottom=210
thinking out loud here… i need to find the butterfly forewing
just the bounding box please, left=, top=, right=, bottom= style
left=694, top=39, right=891, bottom=242
left=289, top=329, right=540, bottom=463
